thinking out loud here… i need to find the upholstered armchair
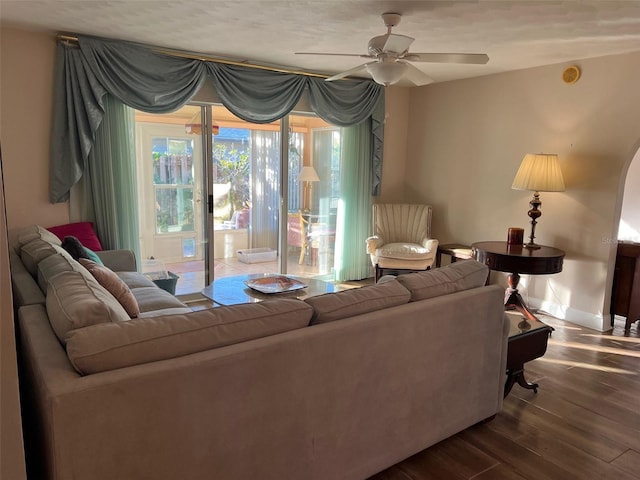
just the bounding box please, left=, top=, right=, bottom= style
left=366, top=203, right=439, bottom=282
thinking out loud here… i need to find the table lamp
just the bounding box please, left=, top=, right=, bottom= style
left=299, top=165, right=319, bottom=211
left=511, top=153, right=565, bottom=249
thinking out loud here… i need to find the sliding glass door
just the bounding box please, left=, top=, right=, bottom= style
left=134, top=105, right=342, bottom=296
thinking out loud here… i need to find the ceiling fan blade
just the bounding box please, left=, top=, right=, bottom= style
left=382, top=33, right=414, bottom=54
left=325, top=63, right=371, bottom=82
left=406, top=53, right=490, bottom=64
left=295, top=52, right=372, bottom=59
left=403, top=62, right=434, bottom=86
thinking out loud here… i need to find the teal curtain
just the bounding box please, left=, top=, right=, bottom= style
left=51, top=36, right=384, bottom=203
left=334, top=120, right=374, bottom=281
left=70, top=95, right=140, bottom=259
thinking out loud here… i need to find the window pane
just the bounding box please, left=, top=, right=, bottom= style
left=213, top=128, right=251, bottom=223
left=155, top=187, right=194, bottom=233
left=153, top=137, right=194, bottom=185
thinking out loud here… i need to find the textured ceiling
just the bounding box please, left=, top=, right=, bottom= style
left=2, top=0, right=640, bottom=85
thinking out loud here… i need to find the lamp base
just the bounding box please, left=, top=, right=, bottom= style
left=526, top=191, right=542, bottom=248
left=524, top=243, right=541, bottom=250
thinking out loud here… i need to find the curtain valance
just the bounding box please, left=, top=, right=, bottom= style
left=50, top=35, right=384, bottom=203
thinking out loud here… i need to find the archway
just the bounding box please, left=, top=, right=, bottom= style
left=608, top=140, right=640, bottom=330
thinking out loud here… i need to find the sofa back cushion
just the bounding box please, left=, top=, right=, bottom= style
left=396, top=260, right=488, bottom=301
left=12, top=224, right=61, bottom=252
left=37, top=252, right=87, bottom=293
left=65, top=299, right=314, bottom=375
left=305, top=279, right=411, bottom=325
left=46, top=271, right=130, bottom=344
left=20, top=238, right=67, bottom=276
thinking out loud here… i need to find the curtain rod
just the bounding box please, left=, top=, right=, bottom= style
left=57, top=34, right=331, bottom=79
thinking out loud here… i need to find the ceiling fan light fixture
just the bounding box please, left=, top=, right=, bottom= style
left=366, top=60, right=407, bottom=86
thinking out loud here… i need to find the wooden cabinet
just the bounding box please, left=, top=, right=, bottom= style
left=611, top=241, right=640, bottom=330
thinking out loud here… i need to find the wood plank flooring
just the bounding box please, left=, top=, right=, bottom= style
left=368, top=315, right=640, bottom=480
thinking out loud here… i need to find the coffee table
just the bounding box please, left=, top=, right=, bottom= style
left=201, top=273, right=337, bottom=306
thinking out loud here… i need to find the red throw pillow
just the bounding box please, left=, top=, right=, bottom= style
left=47, top=222, right=103, bottom=251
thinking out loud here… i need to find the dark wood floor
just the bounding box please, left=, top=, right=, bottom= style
left=368, top=315, right=640, bottom=480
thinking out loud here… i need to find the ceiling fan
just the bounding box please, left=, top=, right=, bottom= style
left=296, top=13, right=489, bottom=86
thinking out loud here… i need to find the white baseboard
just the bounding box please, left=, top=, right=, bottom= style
left=527, top=297, right=611, bottom=332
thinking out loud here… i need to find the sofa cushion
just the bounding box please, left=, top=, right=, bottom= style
left=305, top=279, right=411, bottom=325
left=129, top=286, right=188, bottom=313
left=65, top=299, right=314, bottom=375
left=116, top=271, right=157, bottom=289
left=46, top=271, right=130, bottom=344
left=47, top=221, right=103, bottom=251
left=21, top=239, right=67, bottom=276
left=396, top=260, right=489, bottom=302
left=14, top=224, right=62, bottom=251
left=79, top=259, right=140, bottom=318
left=37, top=252, right=88, bottom=292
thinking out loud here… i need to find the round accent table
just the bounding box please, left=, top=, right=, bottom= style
left=471, top=241, right=565, bottom=325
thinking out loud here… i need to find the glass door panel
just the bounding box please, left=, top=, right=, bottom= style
left=286, top=114, right=341, bottom=280
left=135, top=106, right=205, bottom=295
left=210, top=105, right=281, bottom=278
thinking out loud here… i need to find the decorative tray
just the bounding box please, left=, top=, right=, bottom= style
left=244, top=275, right=307, bottom=294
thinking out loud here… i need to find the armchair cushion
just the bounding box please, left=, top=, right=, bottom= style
left=374, top=242, right=433, bottom=261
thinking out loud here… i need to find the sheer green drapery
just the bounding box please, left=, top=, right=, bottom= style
left=70, top=95, right=140, bottom=258
left=334, top=120, right=374, bottom=281
left=250, top=130, right=280, bottom=250
left=51, top=36, right=384, bottom=203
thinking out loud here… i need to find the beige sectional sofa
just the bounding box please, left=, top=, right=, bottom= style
left=10, top=225, right=510, bottom=480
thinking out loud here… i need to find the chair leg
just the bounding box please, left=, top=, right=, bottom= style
left=375, top=265, right=381, bottom=283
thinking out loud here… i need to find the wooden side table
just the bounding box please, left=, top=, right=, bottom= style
left=505, top=314, right=552, bottom=397
left=471, top=241, right=565, bottom=324
left=435, top=243, right=473, bottom=268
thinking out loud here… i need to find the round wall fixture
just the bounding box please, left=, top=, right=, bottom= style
left=562, top=65, right=581, bottom=84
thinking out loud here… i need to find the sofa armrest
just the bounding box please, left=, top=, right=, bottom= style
left=95, top=250, right=137, bottom=272
left=366, top=235, right=384, bottom=254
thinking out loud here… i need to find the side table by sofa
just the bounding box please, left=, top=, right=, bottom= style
left=435, top=243, right=473, bottom=268
left=471, top=241, right=565, bottom=324
left=505, top=313, right=552, bottom=397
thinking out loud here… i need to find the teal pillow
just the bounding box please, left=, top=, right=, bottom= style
left=84, top=247, right=104, bottom=266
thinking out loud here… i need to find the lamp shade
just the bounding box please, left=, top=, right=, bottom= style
left=365, top=60, right=408, bottom=86
left=512, top=154, right=565, bottom=192
left=299, top=166, right=320, bottom=182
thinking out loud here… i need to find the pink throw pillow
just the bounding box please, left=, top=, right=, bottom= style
left=79, top=259, right=140, bottom=318
left=48, top=222, right=103, bottom=251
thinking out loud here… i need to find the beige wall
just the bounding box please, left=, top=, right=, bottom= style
left=3, top=25, right=639, bottom=330
left=377, top=87, right=409, bottom=203
left=402, top=52, right=640, bottom=330
left=1, top=26, right=69, bottom=230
